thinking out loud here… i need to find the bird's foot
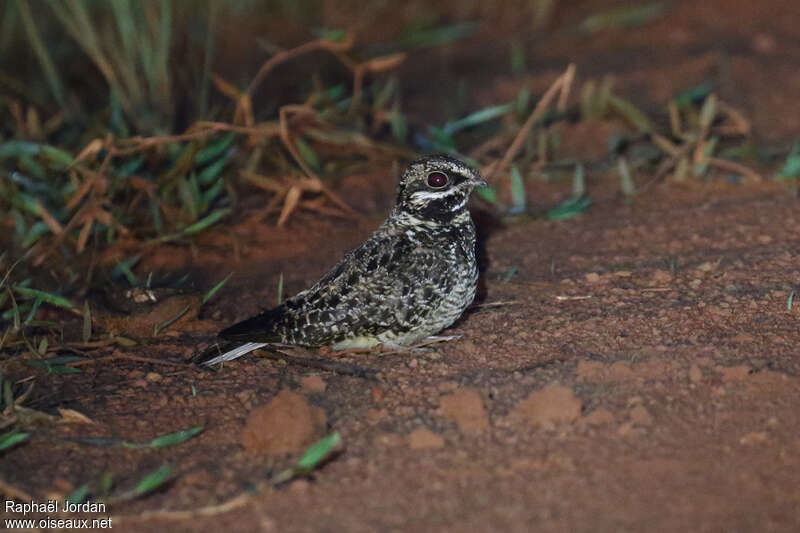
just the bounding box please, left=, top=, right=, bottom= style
left=324, top=346, right=379, bottom=357
left=377, top=335, right=463, bottom=355
left=419, top=334, right=462, bottom=346
left=325, top=335, right=462, bottom=357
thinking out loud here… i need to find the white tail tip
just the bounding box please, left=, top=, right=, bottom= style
left=202, top=342, right=268, bottom=366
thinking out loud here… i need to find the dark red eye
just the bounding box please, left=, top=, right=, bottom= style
left=426, top=171, right=449, bottom=188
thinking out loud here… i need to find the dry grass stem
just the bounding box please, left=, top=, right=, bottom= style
left=485, top=63, right=575, bottom=183
left=706, top=157, right=762, bottom=182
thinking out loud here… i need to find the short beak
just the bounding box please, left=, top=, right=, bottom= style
left=470, top=173, right=489, bottom=188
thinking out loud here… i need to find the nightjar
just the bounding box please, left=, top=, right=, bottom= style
left=200, top=154, right=487, bottom=366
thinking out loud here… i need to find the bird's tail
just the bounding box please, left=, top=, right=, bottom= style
left=193, top=341, right=267, bottom=366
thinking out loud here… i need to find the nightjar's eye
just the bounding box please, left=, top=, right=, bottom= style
left=426, top=171, right=449, bottom=188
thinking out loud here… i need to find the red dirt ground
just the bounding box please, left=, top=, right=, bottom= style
left=3, top=0, right=800, bottom=531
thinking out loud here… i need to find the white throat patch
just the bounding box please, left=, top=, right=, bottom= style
left=409, top=185, right=467, bottom=208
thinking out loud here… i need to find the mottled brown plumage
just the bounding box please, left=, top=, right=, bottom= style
left=200, top=155, right=486, bottom=365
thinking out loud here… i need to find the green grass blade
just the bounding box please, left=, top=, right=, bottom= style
left=476, top=186, right=498, bottom=204
left=19, top=153, right=46, bottom=179
left=153, top=304, right=191, bottom=336
left=7, top=289, right=20, bottom=331
left=509, top=166, right=526, bottom=213
left=177, top=177, right=198, bottom=219
left=516, top=84, right=531, bottom=115
left=272, top=432, right=342, bottom=484
left=296, top=432, right=342, bottom=471
left=99, top=473, right=114, bottom=496
left=49, top=366, right=82, bottom=375
left=397, top=21, right=478, bottom=48
left=673, top=81, right=714, bottom=109
left=146, top=426, right=204, bottom=448
left=201, top=176, right=226, bottom=206
left=196, top=133, right=236, bottom=165
left=24, top=296, right=42, bottom=325
left=547, top=195, right=592, bottom=220
left=25, top=355, right=85, bottom=374
left=511, top=41, right=526, bottom=75
left=150, top=199, right=164, bottom=234
left=13, top=286, right=73, bottom=308
left=134, top=465, right=172, bottom=496
left=579, top=2, right=665, bottom=33
left=14, top=0, right=67, bottom=110
left=10, top=191, right=42, bottom=216
left=503, top=266, right=518, bottom=281
left=183, top=208, right=231, bottom=235
left=40, top=145, right=76, bottom=167
left=197, top=154, right=231, bottom=185
left=699, top=94, right=718, bottom=131
left=572, top=164, right=586, bottom=197
left=189, top=174, right=203, bottom=216
left=198, top=0, right=218, bottom=117
left=311, top=28, right=347, bottom=41
left=294, top=137, right=320, bottom=171
left=0, top=431, right=30, bottom=452
left=202, top=273, right=233, bottom=304
left=66, top=484, right=89, bottom=505
left=113, top=255, right=141, bottom=285
left=425, top=126, right=458, bottom=153
left=0, top=141, right=74, bottom=167
left=117, top=155, right=145, bottom=178
left=2, top=380, right=12, bottom=411
left=24, top=355, right=86, bottom=367
left=390, top=104, right=407, bottom=142
left=778, top=142, right=800, bottom=179
left=618, top=157, right=636, bottom=198
left=0, top=140, right=40, bottom=158
left=442, top=103, right=513, bottom=135
left=153, top=0, right=172, bottom=102
left=606, top=94, right=654, bottom=133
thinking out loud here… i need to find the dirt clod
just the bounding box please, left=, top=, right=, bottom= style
left=370, top=386, right=385, bottom=403
left=717, top=365, right=751, bottom=382
left=689, top=364, right=703, bottom=383
left=439, top=388, right=489, bottom=435
left=576, top=359, right=605, bottom=381
left=299, top=375, right=326, bottom=393
left=512, top=384, right=582, bottom=428
left=407, top=427, right=445, bottom=449
left=609, top=362, right=635, bottom=380
left=241, top=390, right=327, bottom=455
left=629, top=406, right=653, bottom=426
left=739, top=432, right=768, bottom=445
left=585, top=272, right=601, bottom=283
left=581, top=408, right=615, bottom=426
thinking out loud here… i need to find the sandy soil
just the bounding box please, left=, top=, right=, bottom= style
left=6, top=180, right=800, bottom=532
left=3, top=0, right=800, bottom=531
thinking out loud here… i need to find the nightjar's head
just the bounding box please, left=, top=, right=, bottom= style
left=394, top=155, right=487, bottom=223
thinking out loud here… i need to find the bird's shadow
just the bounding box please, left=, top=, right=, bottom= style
left=452, top=206, right=505, bottom=328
